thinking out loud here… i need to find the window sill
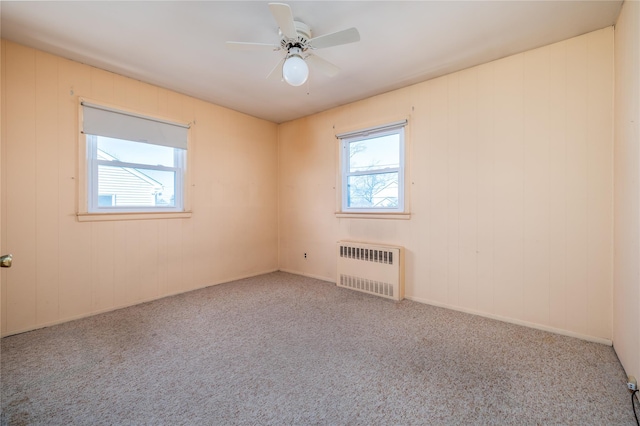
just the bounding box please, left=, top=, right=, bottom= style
left=335, top=212, right=411, bottom=220
left=77, top=211, right=192, bottom=222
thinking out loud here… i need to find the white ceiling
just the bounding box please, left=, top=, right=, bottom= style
left=1, top=1, right=623, bottom=124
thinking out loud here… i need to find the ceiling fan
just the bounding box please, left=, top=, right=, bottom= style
left=226, top=3, right=360, bottom=87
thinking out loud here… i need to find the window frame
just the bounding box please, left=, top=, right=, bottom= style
left=77, top=98, right=192, bottom=222
left=339, top=121, right=407, bottom=214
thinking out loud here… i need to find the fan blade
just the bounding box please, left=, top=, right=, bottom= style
left=268, top=3, right=297, bottom=40
left=309, top=27, right=360, bottom=49
left=226, top=41, right=281, bottom=51
left=266, top=57, right=285, bottom=80
left=306, top=54, right=340, bottom=77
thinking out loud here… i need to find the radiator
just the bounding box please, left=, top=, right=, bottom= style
left=337, top=241, right=404, bottom=301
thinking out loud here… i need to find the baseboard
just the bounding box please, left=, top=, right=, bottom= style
left=278, top=268, right=335, bottom=284
left=1, top=268, right=279, bottom=338
left=405, top=295, right=612, bottom=346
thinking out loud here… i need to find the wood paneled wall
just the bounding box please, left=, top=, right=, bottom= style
left=278, top=28, right=614, bottom=343
left=613, top=0, right=640, bottom=381
left=1, top=40, right=278, bottom=336
left=0, top=27, right=617, bottom=344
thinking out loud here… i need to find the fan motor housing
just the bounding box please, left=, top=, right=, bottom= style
left=280, top=21, right=312, bottom=51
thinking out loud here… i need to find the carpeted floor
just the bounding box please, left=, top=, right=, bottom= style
left=1, top=272, right=635, bottom=425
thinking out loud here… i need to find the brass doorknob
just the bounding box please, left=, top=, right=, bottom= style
left=0, top=254, right=12, bottom=268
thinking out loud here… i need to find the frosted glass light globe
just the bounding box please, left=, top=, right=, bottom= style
left=282, top=55, right=309, bottom=87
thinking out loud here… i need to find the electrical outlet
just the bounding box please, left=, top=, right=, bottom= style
left=304, top=252, right=307, bottom=259
left=628, top=375, right=637, bottom=391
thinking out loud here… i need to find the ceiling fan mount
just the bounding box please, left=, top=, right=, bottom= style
left=226, top=3, right=360, bottom=86
left=279, top=21, right=312, bottom=52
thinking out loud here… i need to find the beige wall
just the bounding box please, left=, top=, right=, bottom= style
left=0, top=40, right=279, bottom=336
left=614, top=0, right=640, bottom=380
left=0, top=37, right=3, bottom=336
left=279, top=27, right=614, bottom=343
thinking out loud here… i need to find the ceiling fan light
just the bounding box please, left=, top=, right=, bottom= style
left=282, top=55, right=309, bottom=86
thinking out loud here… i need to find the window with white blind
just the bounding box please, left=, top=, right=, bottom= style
left=338, top=121, right=407, bottom=213
left=81, top=102, right=189, bottom=214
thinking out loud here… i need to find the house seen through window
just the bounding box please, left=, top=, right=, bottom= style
left=89, top=136, right=182, bottom=210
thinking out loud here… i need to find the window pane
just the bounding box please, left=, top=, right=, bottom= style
left=347, top=172, right=399, bottom=208
left=96, top=136, right=177, bottom=167
left=349, top=134, right=399, bottom=172
left=98, top=165, right=176, bottom=207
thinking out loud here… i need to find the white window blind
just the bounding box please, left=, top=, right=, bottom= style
left=336, top=120, right=407, bottom=140
left=81, top=102, right=189, bottom=150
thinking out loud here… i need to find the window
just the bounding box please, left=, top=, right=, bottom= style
left=81, top=102, right=188, bottom=214
left=338, top=121, right=406, bottom=213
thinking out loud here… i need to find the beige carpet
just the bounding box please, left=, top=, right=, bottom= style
left=1, top=272, right=634, bottom=425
